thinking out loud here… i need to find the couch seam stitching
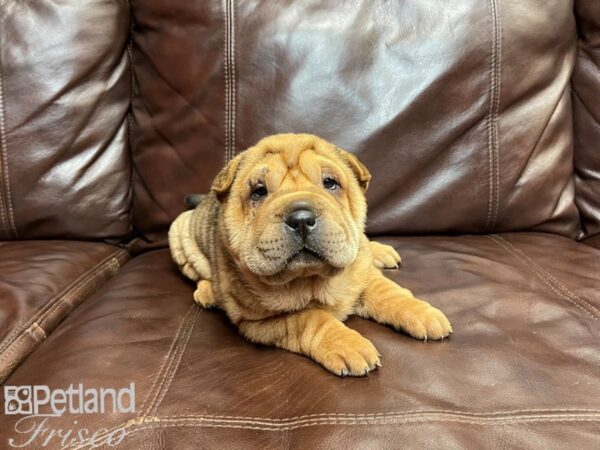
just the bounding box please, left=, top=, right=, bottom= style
left=125, top=0, right=136, bottom=239
left=156, top=408, right=600, bottom=421
left=139, top=304, right=196, bottom=415
left=0, top=251, right=125, bottom=367
left=484, top=0, right=501, bottom=232
left=0, top=257, right=124, bottom=380
left=0, top=249, right=124, bottom=353
left=148, top=307, right=198, bottom=416
left=62, top=409, right=600, bottom=450
left=35, top=256, right=122, bottom=331
left=230, top=0, right=236, bottom=160
left=0, top=13, right=17, bottom=239
left=223, top=0, right=236, bottom=163
left=487, top=235, right=599, bottom=320
left=0, top=249, right=126, bottom=356
left=222, top=0, right=231, bottom=163
left=492, top=234, right=600, bottom=317
left=150, top=412, right=600, bottom=424
left=119, top=414, right=600, bottom=436
left=493, top=0, right=502, bottom=228
left=64, top=305, right=198, bottom=450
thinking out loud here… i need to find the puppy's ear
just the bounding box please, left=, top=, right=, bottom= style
left=336, top=148, right=371, bottom=192
left=211, top=153, right=244, bottom=201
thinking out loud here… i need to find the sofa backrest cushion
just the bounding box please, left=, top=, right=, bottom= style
left=130, top=0, right=580, bottom=243
left=0, top=1, right=132, bottom=240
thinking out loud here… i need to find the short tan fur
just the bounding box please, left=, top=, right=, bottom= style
left=169, top=133, right=451, bottom=376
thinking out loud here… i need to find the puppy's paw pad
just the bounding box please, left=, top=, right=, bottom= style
left=193, top=280, right=216, bottom=309
left=315, top=330, right=381, bottom=377
left=370, top=242, right=402, bottom=269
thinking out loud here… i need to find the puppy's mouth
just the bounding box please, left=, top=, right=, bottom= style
left=286, top=246, right=326, bottom=267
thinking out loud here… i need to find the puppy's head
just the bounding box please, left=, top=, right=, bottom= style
left=214, top=133, right=371, bottom=284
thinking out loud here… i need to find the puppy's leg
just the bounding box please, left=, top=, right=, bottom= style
left=193, top=280, right=216, bottom=309
left=357, top=268, right=452, bottom=341
left=369, top=241, right=402, bottom=269
left=239, top=309, right=380, bottom=376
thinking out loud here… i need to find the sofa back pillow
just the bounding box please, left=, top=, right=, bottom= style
left=130, top=0, right=580, bottom=243
left=0, top=0, right=132, bottom=240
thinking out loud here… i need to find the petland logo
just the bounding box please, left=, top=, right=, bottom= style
left=4, top=384, right=135, bottom=416
left=4, top=384, right=135, bottom=448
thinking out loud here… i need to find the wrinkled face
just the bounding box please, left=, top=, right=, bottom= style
left=216, top=134, right=370, bottom=284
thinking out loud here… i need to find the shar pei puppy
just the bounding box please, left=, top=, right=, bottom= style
left=169, top=133, right=452, bottom=376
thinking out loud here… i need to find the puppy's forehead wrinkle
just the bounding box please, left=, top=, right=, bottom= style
left=248, top=146, right=348, bottom=193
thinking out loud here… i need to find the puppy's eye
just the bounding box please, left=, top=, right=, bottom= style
left=323, top=177, right=339, bottom=190
left=250, top=184, right=268, bottom=201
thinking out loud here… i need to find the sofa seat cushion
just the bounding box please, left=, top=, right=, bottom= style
left=1, top=233, right=598, bottom=449
left=0, top=241, right=129, bottom=383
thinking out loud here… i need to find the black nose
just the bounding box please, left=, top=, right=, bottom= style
left=285, top=209, right=317, bottom=237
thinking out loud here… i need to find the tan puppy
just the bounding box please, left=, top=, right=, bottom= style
left=169, top=134, right=452, bottom=376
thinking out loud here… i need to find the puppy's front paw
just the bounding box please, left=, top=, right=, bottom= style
left=193, top=280, right=216, bottom=309
left=370, top=241, right=402, bottom=269
left=313, top=328, right=381, bottom=377
left=390, top=300, right=452, bottom=341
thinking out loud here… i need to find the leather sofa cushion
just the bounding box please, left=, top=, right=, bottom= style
left=130, top=0, right=580, bottom=244
left=0, top=241, right=129, bottom=383
left=0, top=1, right=132, bottom=240
left=573, top=1, right=600, bottom=240
left=2, top=233, right=598, bottom=448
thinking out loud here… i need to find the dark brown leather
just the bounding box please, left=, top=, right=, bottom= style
left=0, top=1, right=132, bottom=240
left=583, top=234, right=600, bottom=250
left=2, top=233, right=598, bottom=448
left=573, top=1, right=600, bottom=240
left=2, top=2, right=599, bottom=449
left=130, top=1, right=581, bottom=245
left=0, top=241, right=129, bottom=383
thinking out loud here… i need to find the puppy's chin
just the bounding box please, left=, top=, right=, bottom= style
left=275, top=255, right=343, bottom=285
left=286, top=248, right=327, bottom=271
left=241, top=248, right=343, bottom=285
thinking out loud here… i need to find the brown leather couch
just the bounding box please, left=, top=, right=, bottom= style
left=1, top=1, right=599, bottom=448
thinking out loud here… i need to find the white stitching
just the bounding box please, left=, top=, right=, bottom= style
left=229, top=0, right=236, bottom=161
left=492, top=0, right=502, bottom=228
left=0, top=249, right=126, bottom=355
left=159, top=408, right=600, bottom=422
left=63, top=408, right=600, bottom=449
left=64, top=306, right=199, bottom=450
left=493, top=235, right=600, bottom=317
left=0, top=11, right=17, bottom=239
left=485, top=0, right=501, bottom=232
left=149, top=307, right=199, bottom=415
left=119, top=413, right=600, bottom=436
left=222, top=0, right=229, bottom=163
left=494, top=235, right=599, bottom=315
left=487, top=235, right=599, bottom=320
left=139, top=304, right=196, bottom=415
left=68, top=417, right=600, bottom=450
left=222, top=0, right=236, bottom=163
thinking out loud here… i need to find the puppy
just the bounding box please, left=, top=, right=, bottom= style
left=169, top=133, right=452, bottom=376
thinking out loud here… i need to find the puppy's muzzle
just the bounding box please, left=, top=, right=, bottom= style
left=284, top=202, right=317, bottom=239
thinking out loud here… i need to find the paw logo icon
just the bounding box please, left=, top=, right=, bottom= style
left=4, top=386, right=32, bottom=415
